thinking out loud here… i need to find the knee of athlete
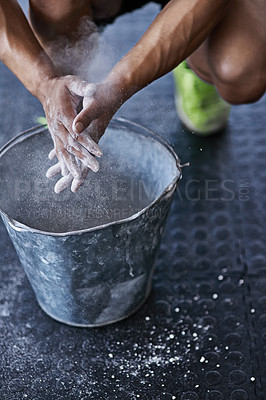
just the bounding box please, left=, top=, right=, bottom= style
left=30, top=0, right=90, bottom=40
left=214, top=60, right=265, bottom=104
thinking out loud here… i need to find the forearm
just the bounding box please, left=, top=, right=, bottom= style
left=105, top=0, right=230, bottom=101
left=0, top=0, right=58, bottom=101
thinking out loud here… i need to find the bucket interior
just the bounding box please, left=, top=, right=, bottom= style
left=0, top=122, right=179, bottom=233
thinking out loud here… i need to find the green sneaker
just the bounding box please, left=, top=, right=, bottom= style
left=36, top=116, right=47, bottom=126
left=173, top=61, right=231, bottom=135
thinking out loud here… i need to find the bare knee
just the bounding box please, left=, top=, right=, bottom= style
left=29, top=0, right=87, bottom=22
left=213, top=59, right=266, bottom=104
left=29, top=0, right=91, bottom=41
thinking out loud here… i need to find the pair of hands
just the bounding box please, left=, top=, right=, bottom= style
left=41, top=75, right=117, bottom=193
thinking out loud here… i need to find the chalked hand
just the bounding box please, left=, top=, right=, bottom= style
left=46, top=130, right=102, bottom=193
left=46, top=78, right=124, bottom=193
left=71, top=82, right=117, bottom=138
left=42, top=75, right=103, bottom=193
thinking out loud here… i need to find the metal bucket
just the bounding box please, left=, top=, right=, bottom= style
left=0, top=118, right=181, bottom=327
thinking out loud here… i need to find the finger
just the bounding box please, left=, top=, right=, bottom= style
left=48, top=148, right=56, bottom=160
left=53, top=92, right=81, bottom=140
left=46, top=162, right=61, bottom=178
left=67, top=144, right=99, bottom=172
left=71, top=166, right=89, bottom=193
left=52, top=128, right=80, bottom=177
left=72, top=100, right=102, bottom=135
left=68, top=78, right=97, bottom=98
left=57, top=151, right=69, bottom=176
left=77, top=131, right=103, bottom=157
left=60, top=109, right=79, bottom=140
left=54, top=174, right=73, bottom=194
left=61, top=149, right=82, bottom=179
left=66, top=77, right=97, bottom=138
left=68, top=133, right=103, bottom=158
left=51, top=135, right=69, bottom=176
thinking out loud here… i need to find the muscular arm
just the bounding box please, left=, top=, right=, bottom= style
left=0, top=0, right=103, bottom=193
left=74, top=0, right=230, bottom=132
left=0, top=0, right=57, bottom=99
left=108, top=0, right=230, bottom=98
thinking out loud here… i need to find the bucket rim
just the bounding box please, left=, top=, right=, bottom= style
left=0, top=117, right=182, bottom=236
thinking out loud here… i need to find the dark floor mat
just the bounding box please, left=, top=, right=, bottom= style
left=0, top=3, right=266, bottom=399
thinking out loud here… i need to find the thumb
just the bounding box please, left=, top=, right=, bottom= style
left=72, top=98, right=102, bottom=134
left=68, top=77, right=97, bottom=97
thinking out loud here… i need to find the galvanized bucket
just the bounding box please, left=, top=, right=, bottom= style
left=0, top=118, right=181, bottom=327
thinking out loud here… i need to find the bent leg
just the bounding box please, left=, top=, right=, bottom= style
left=188, top=0, right=266, bottom=104
left=29, top=0, right=92, bottom=43
left=29, top=0, right=98, bottom=76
